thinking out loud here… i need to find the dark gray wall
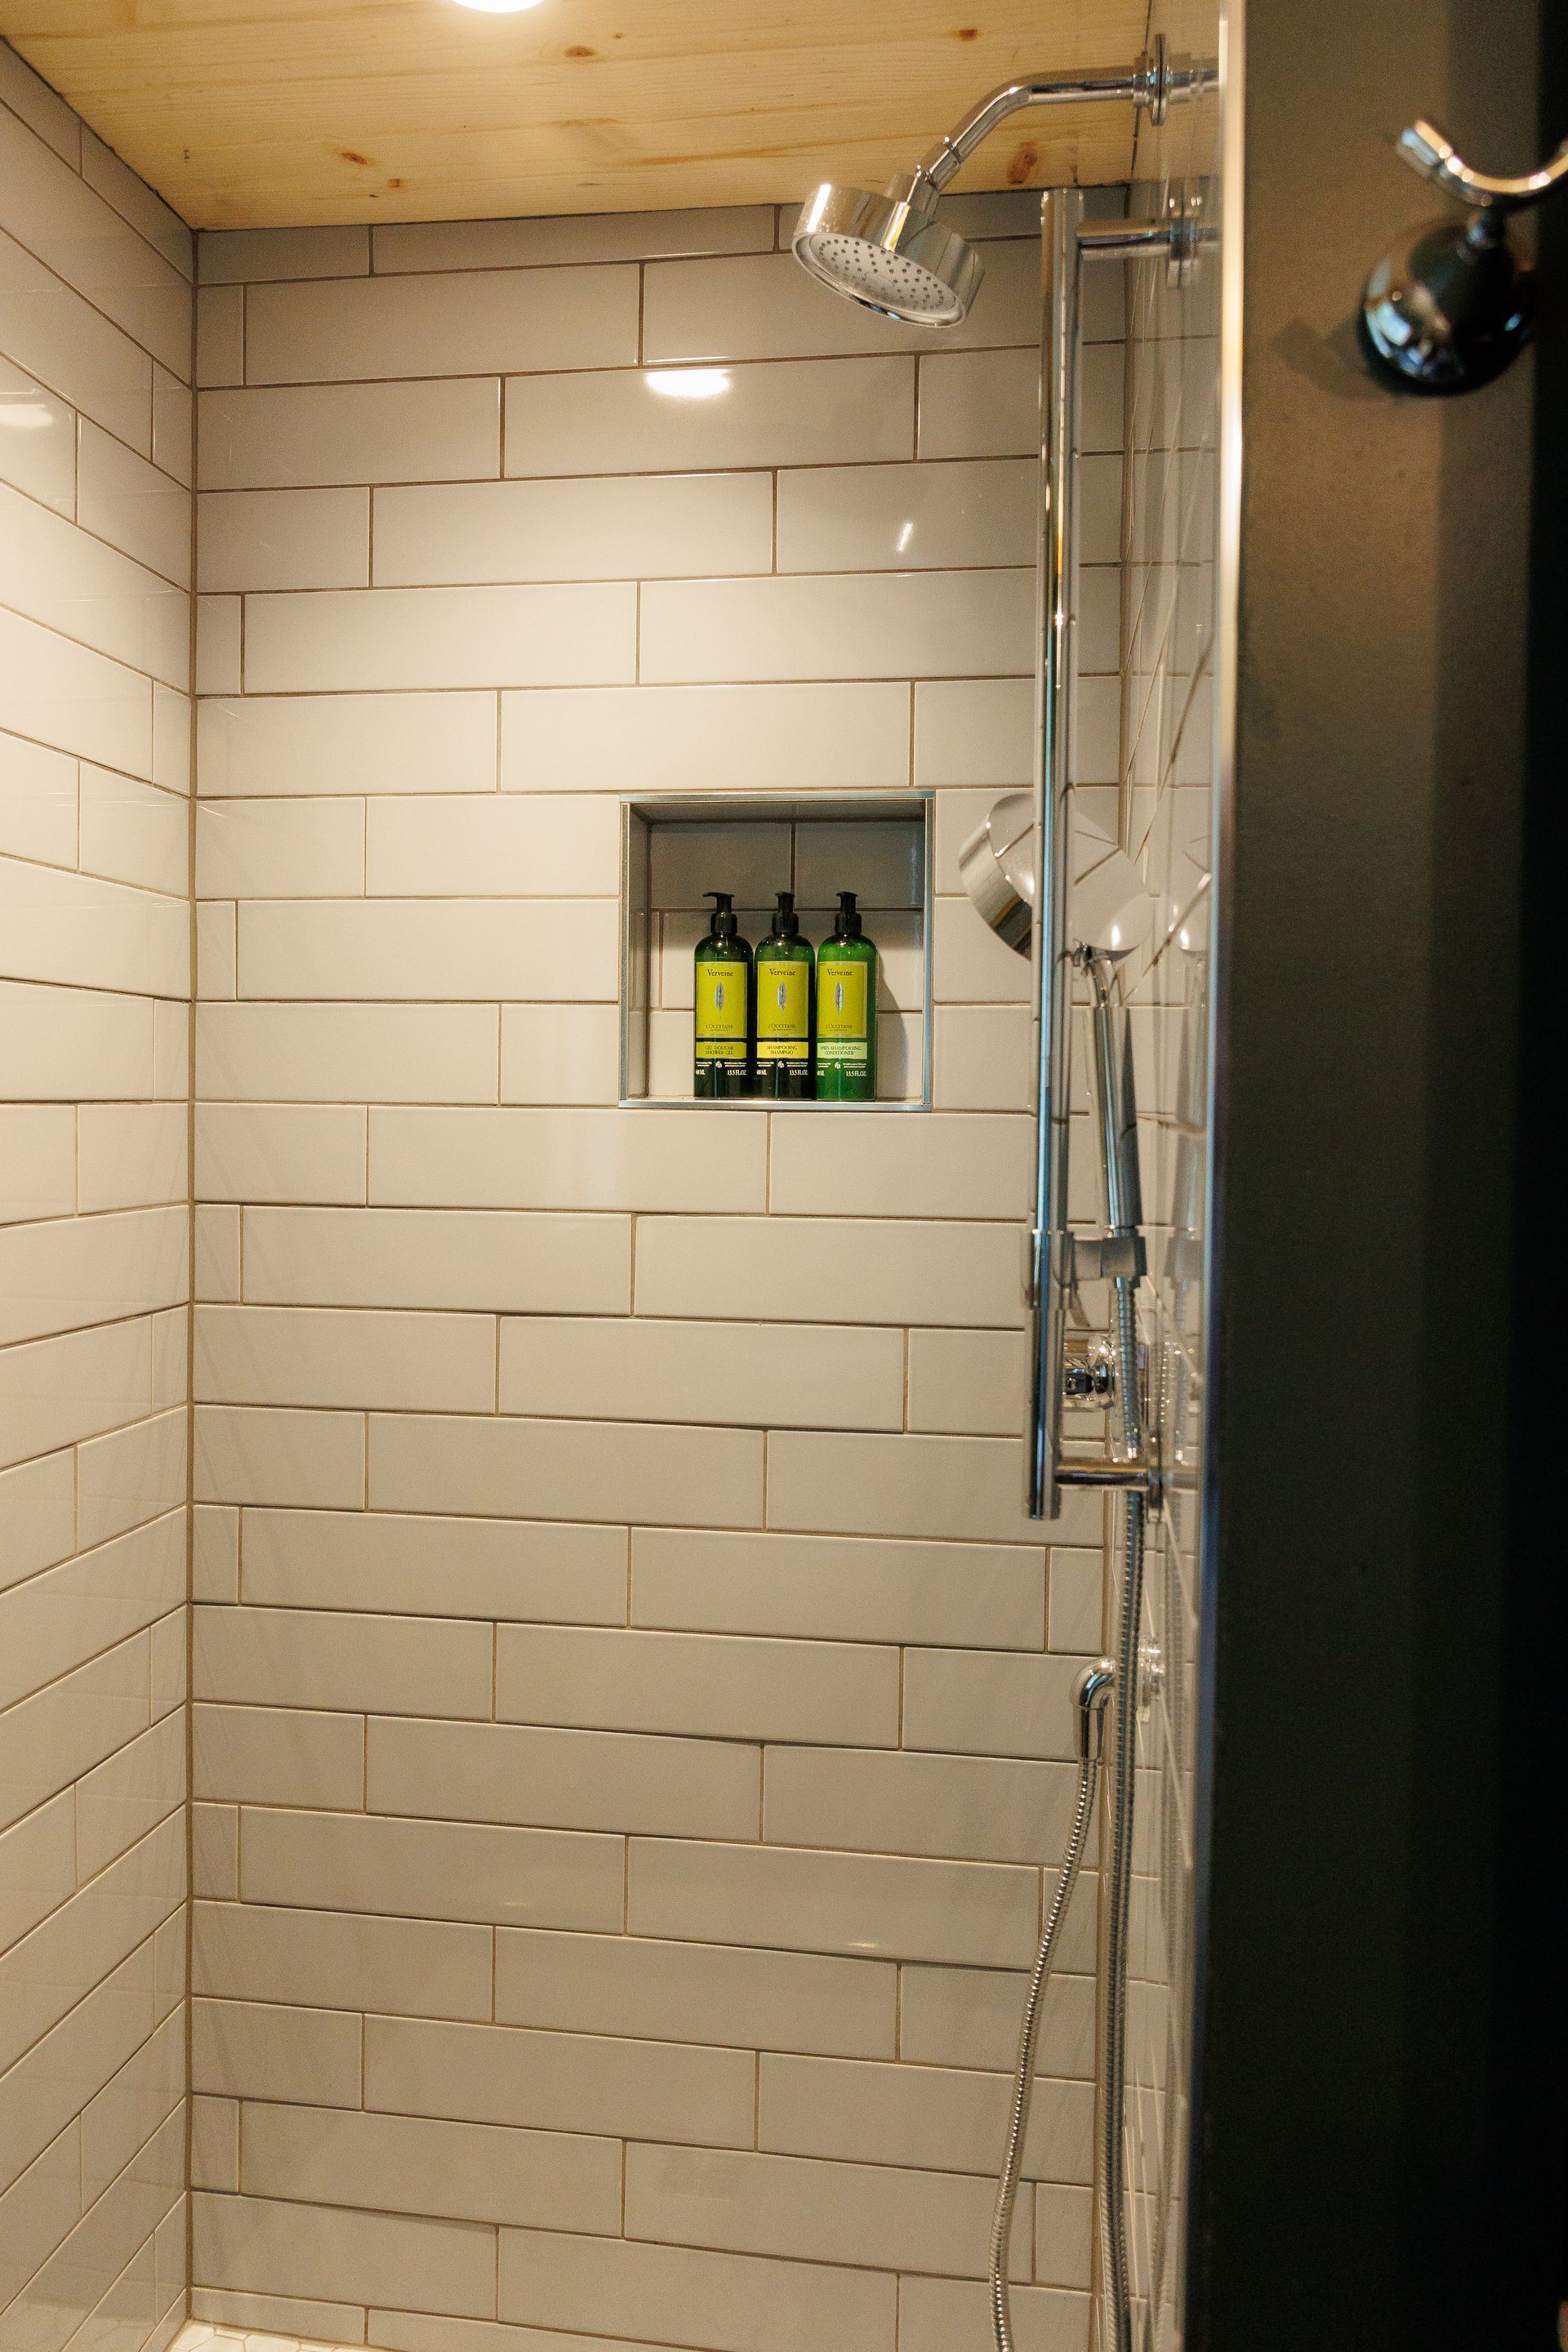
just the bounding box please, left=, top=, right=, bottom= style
left=1190, top=0, right=1565, bottom=2342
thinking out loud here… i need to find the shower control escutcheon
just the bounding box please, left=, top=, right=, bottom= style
left=1063, top=1339, right=1117, bottom=1407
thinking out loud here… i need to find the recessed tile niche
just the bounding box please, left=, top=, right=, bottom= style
left=620, top=792, right=933, bottom=1109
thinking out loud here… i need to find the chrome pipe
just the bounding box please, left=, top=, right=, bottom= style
left=1023, top=184, right=1080, bottom=1523
left=911, top=60, right=1157, bottom=199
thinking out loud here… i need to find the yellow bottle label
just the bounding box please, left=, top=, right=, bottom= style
left=817, top=958, right=869, bottom=1064
left=695, top=957, right=748, bottom=1060
left=756, top=956, right=808, bottom=1060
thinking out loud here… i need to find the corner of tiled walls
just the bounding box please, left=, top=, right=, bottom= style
left=185, top=186, right=1125, bottom=2352
left=1, top=36, right=193, bottom=2352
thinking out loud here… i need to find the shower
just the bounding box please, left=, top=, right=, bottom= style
left=792, top=58, right=1207, bottom=2352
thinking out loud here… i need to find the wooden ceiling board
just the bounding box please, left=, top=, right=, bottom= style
left=0, top=0, right=1147, bottom=228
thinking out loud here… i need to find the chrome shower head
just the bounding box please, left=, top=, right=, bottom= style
left=792, top=183, right=983, bottom=325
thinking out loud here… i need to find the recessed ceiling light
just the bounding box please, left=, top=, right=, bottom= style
left=644, top=368, right=732, bottom=400
left=451, top=0, right=547, bottom=15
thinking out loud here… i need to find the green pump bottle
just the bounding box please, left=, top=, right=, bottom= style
left=754, top=890, right=814, bottom=1100
left=693, top=890, right=752, bottom=1098
left=815, top=890, right=878, bottom=1102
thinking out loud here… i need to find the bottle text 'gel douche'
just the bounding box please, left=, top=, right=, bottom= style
left=755, top=890, right=813, bottom=1100
left=693, top=891, right=753, bottom=1098
left=815, top=890, right=877, bottom=1102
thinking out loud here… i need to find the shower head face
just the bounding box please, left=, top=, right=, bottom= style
left=792, top=184, right=984, bottom=325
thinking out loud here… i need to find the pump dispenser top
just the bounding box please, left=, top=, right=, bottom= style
left=833, top=890, right=863, bottom=941
left=705, top=890, right=738, bottom=939
left=769, top=890, right=800, bottom=939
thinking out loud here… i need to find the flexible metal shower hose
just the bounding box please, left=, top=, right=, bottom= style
left=987, top=1742, right=1102, bottom=2352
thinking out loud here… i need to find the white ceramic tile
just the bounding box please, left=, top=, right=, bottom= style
left=501, top=681, right=909, bottom=793
left=196, top=797, right=364, bottom=897
left=198, top=226, right=370, bottom=284
left=75, top=1708, right=186, bottom=1877
left=151, top=681, right=192, bottom=788
left=499, top=1004, right=620, bottom=1105
left=0, top=853, right=188, bottom=999
left=197, top=1003, right=499, bottom=1104
left=764, top=1742, right=1079, bottom=1866
left=0, top=1205, right=186, bottom=1347
left=193, top=1701, right=362, bottom=1808
left=777, top=459, right=1033, bottom=574
left=624, top=2140, right=1024, bottom=2279
left=0, top=105, right=189, bottom=372
left=192, top=1402, right=365, bottom=1508
left=0, top=40, right=81, bottom=163
left=900, top=1647, right=1091, bottom=1762
left=198, top=381, right=500, bottom=491
left=241, top=2100, right=621, bottom=2234
left=205, top=895, right=247, bottom=997
left=496, top=1622, right=899, bottom=1744
left=630, top=1526, right=1045, bottom=1650
left=76, top=1104, right=189, bottom=1210
left=0, top=731, right=78, bottom=866
left=906, top=1327, right=1025, bottom=1436
left=375, top=473, right=772, bottom=586
left=367, top=1410, right=762, bottom=1530
left=77, top=136, right=191, bottom=281
left=495, top=2225, right=893, bottom=2352
left=0, top=606, right=151, bottom=772
left=198, top=690, right=497, bottom=798
left=245, top=265, right=638, bottom=384
left=192, top=2189, right=496, bottom=2317
left=913, top=677, right=1034, bottom=787
left=195, top=286, right=243, bottom=390
left=191, top=1995, right=361, bottom=2107
left=634, top=1214, right=1020, bottom=1329
left=244, top=583, right=635, bottom=693
left=368, top=1106, right=766, bottom=1213
left=78, top=768, right=189, bottom=897
left=193, top=1898, right=490, bottom=2021
left=0, top=1637, right=148, bottom=1832
left=0, top=1510, right=177, bottom=1707
left=194, top=1302, right=497, bottom=1412
left=899, top=1958, right=1095, bottom=2079
left=765, top=1429, right=1100, bottom=1546
left=78, top=421, right=191, bottom=588
left=626, top=1838, right=1041, bottom=1969
left=194, top=1104, right=368, bottom=1205
left=242, top=1205, right=629, bottom=1314
left=0, top=980, right=154, bottom=1102
left=498, top=1314, right=904, bottom=1432
left=917, top=347, right=1042, bottom=461
left=239, top=1806, right=622, bottom=1934
left=643, top=244, right=1039, bottom=364
left=494, top=1924, right=894, bottom=2058
left=376, top=207, right=774, bottom=273
left=0, top=355, right=74, bottom=512
left=932, top=894, right=1031, bottom=1003
left=899, top=2275, right=1089, bottom=2352
left=238, top=1505, right=626, bottom=1625
left=198, top=488, right=368, bottom=593
left=366, top=1713, right=759, bottom=1840
left=933, top=1004, right=1033, bottom=1111
left=504, top=356, right=913, bottom=478
left=152, top=366, right=194, bottom=488
left=235, top=898, right=617, bottom=1003
left=365, top=2014, right=755, bottom=2147
left=76, top=1406, right=187, bottom=1547
left=639, top=569, right=1031, bottom=684
left=0, top=224, right=152, bottom=454
left=0, top=1103, right=75, bottom=1226
left=195, top=593, right=241, bottom=694
left=365, top=792, right=618, bottom=896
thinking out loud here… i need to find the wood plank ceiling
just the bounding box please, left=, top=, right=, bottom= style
left=0, top=0, right=1147, bottom=229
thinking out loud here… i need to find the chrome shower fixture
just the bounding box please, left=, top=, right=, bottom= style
left=958, top=791, right=1034, bottom=952
left=791, top=38, right=1212, bottom=324
left=1361, top=117, right=1568, bottom=392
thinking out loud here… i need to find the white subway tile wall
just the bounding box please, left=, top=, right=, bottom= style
left=0, top=41, right=190, bottom=2352
left=181, top=181, right=1126, bottom=2352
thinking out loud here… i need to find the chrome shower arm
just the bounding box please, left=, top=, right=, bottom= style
left=904, top=41, right=1216, bottom=204
left=907, top=61, right=1154, bottom=199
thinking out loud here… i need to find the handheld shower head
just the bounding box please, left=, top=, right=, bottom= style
left=791, top=183, right=983, bottom=325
